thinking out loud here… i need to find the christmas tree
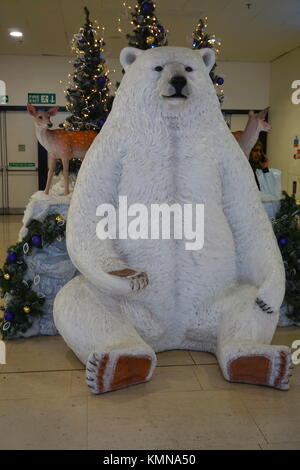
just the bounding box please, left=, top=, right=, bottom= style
left=126, top=1, right=168, bottom=50
left=272, top=192, right=300, bottom=322
left=0, top=214, right=67, bottom=339
left=62, top=7, right=112, bottom=131
left=192, top=18, right=224, bottom=104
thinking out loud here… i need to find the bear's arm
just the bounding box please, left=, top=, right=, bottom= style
left=220, top=141, right=285, bottom=314
left=66, top=128, right=136, bottom=294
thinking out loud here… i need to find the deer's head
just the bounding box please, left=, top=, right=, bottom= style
left=248, top=107, right=271, bottom=133
left=27, top=104, right=59, bottom=129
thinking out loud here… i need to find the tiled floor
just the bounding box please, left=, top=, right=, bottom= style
left=0, top=215, right=300, bottom=450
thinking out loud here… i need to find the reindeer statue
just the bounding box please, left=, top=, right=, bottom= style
left=27, top=105, right=97, bottom=195
left=232, top=107, right=271, bottom=159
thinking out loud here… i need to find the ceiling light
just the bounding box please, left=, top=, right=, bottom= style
left=9, top=31, right=23, bottom=38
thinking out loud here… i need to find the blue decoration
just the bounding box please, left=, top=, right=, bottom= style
left=151, top=44, right=157, bottom=48
left=216, top=77, right=224, bottom=86
left=192, top=42, right=197, bottom=48
left=278, top=237, right=287, bottom=246
left=97, top=76, right=107, bottom=85
left=4, top=312, right=14, bottom=322
left=97, top=119, right=106, bottom=127
left=141, top=2, right=154, bottom=13
left=7, top=252, right=17, bottom=263
left=31, top=235, right=42, bottom=247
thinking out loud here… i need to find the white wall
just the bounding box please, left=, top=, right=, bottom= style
left=268, top=47, right=300, bottom=195
left=0, top=55, right=122, bottom=106
left=218, top=61, right=270, bottom=110
left=0, top=54, right=270, bottom=110
left=0, top=55, right=72, bottom=106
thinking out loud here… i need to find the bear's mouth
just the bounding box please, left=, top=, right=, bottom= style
left=162, top=92, right=187, bottom=99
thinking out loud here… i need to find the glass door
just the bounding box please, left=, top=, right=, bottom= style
left=0, top=111, right=8, bottom=214
left=0, top=108, right=71, bottom=214
left=6, top=110, right=38, bottom=212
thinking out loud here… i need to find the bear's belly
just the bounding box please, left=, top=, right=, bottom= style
left=115, top=155, right=236, bottom=334
left=113, top=201, right=237, bottom=329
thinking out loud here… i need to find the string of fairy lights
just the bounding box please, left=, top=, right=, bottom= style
left=118, top=1, right=168, bottom=50
left=60, top=4, right=224, bottom=131
left=60, top=7, right=114, bottom=131
left=192, top=17, right=224, bottom=103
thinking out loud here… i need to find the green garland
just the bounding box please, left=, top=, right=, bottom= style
left=273, top=192, right=300, bottom=321
left=0, top=213, right=66, bottom=339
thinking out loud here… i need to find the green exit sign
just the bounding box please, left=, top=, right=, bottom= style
left=9, top=162, right=35, bottom=168
left=0, top=95, right=8, bottom=104
left=28, top=93, right=56, bottom=105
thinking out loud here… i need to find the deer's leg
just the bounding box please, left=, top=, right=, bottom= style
left=61, top=156, right=70, bottom=196
left=44, top=155, right=57, bottom=195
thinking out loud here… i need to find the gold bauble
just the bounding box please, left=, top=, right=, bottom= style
left=23, top=306, right=31, bottom=314
left=56, top=215, right=64, bottom=223
left=4, top=273, right=10, bottom=280
left=146, top=36, right=155, bottom=45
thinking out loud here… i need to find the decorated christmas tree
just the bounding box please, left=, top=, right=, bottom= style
left=272, top=192, right=300, bottom=322
left=126, top=1, right=168, bottom=50
left=61, top=7, right=112, bottom=131
left=0, top=213, right=68, bottom=339
left=192, top=18, right=224, bottom=104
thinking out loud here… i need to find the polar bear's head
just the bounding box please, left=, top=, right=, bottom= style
left=117, top=46, right=218, bottom=119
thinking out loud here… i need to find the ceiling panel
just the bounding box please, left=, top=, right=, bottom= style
left=0, top=0, right=299, bottom=61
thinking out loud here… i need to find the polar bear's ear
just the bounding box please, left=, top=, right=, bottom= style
left=120, top=47, right=143, bottom=70
left=198, top=48, right=215, bottom=73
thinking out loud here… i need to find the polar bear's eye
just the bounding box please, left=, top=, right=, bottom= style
left=154, top=66, right=163, bottom=72
left=185, top=66, right=193, bottom=72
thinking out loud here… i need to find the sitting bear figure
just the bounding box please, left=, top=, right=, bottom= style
left=54, top=46, right=292, bottom=394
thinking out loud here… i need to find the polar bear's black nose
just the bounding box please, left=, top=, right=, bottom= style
left=170, top=75, right=187, bottom=93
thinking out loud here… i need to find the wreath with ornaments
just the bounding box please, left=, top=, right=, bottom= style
left=0, top=213, right=66, bottom=339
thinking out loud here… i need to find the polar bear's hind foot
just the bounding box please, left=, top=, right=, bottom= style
left=226, top=345, right=293, bottom=391
left=86, top=350, right=156, bottom=394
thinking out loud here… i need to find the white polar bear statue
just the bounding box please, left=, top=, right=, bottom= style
left=54, top=46, right=293, bottom=394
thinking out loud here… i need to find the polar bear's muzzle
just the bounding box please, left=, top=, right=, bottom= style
left=162, top=74, right=188, bottom=100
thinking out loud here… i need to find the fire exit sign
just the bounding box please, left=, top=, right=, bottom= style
left=28, top=93, right=56, bottom=105
left=9, top=162, right=35, bottom=168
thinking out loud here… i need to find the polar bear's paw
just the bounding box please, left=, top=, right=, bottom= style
left=108, top=269, right=149, bottom=292
left=227, top=345, right=293, bottom=390
left=85, top=350, right=155, bottom=394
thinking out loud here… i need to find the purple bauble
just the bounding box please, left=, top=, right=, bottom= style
left=97, top=76, right=107, bottom=85
left=278, top=237, right=287, bottom=246
left=141, top=2, right=154, bottom=13
left=7, top=252, right=17, bottom=263
left=31, top=235, right=42, bottom=247
left=4, top=312, right=14, bottom=321
left=217, top=77, right=224, bottom=86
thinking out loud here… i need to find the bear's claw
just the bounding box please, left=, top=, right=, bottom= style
left=85, top=350, right=154, bottom=394
left=227, top=345, right=292, bottom=391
